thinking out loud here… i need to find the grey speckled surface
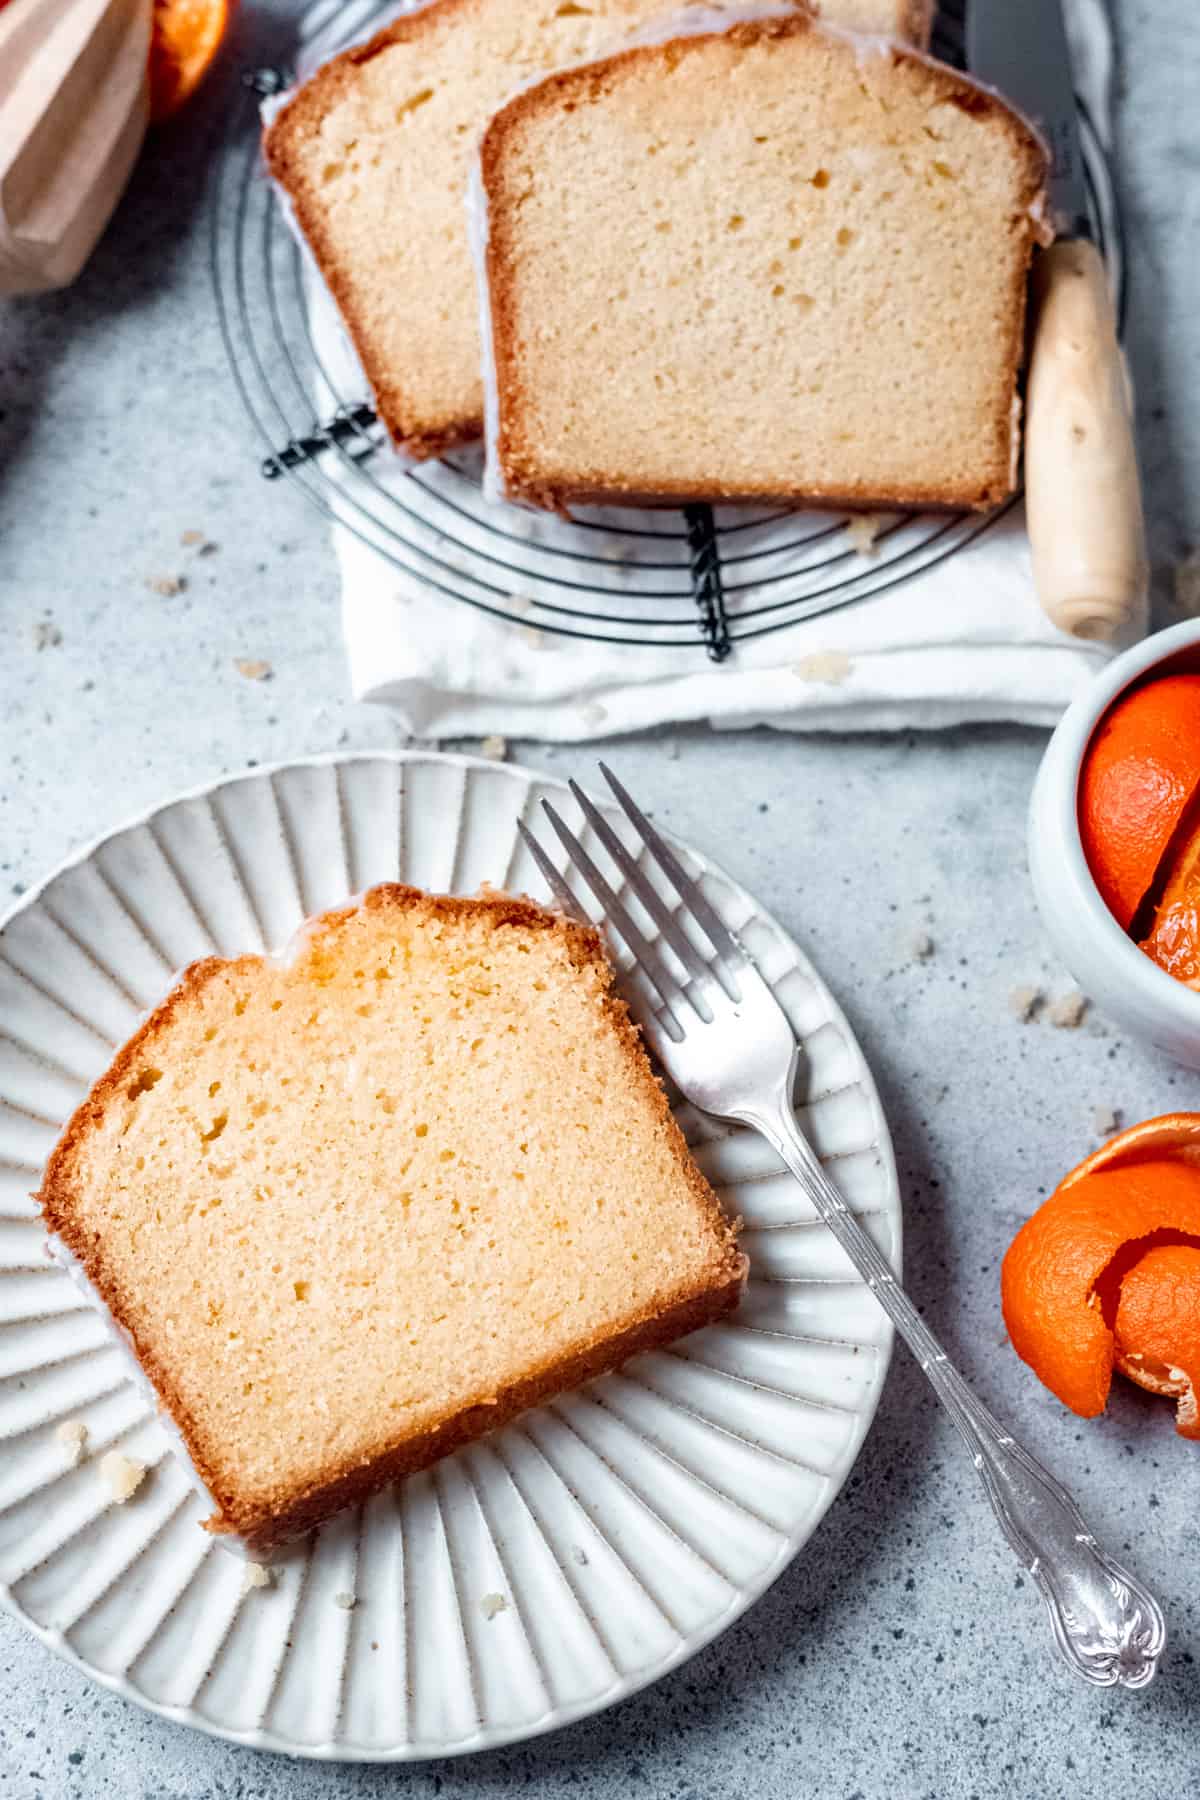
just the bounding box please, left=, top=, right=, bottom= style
left=2, top=3, right=1200, bottom=1795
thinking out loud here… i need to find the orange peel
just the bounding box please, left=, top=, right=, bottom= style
left=148, top=0, right=230, bottom=123
left=1002, top=1113, right=1200, bottom=1432
left=1139, top=808, right=1200, bottom=988
left=1078, top=673, right=1200, bottom=932
left=1113, top=1244, right=1200, bottom=1439
left=1058, top=1110, right=1200, bottom=1184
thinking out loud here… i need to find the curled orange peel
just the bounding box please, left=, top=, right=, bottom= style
left=1058, top=1111, right=1200, bottom=1185
left=1079, top=675, right=1200, bottom=932
left=1114, top=1244, right=1200, bottom=1439
left=1002, top=1114, right=1200, bottom=1435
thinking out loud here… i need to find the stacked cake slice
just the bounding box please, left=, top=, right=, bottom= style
left=266, top=2, right=1047, bottom=511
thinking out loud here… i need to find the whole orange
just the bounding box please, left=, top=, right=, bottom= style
left=1078, top=673, right=1200, bottom=931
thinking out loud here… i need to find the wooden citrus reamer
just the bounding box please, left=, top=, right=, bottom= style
left=970, top=0, right=1148, bottom=645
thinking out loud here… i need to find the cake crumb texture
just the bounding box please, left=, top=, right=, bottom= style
left=40, top=885, right=744, bottom=1550
left=844, top=514, right=887, bottom=557
left=1008, top=985, right=1045, bottom=1023
left=100, top=1452, right=147, bottom=1503
left=793, top=650, right=853, bottom=685
left=55, top=1419, right=88, bottom=1466
left=263, top=0, right=931, bottom=457
left=482, top=13, right=1047, bottom=510
left=1048, top=990, right=1089, bottom=1030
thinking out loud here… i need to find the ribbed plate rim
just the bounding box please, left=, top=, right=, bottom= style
left=0, top=749, right=900, bottom=1761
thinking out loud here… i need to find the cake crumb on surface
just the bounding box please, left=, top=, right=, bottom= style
left=570, top=1545, right=589, bottom=1567
left=844, top=513, right=887, bottom=557
left=146, top=574, right=185, bottom=597
left=792, top=651, right=853, bottom=686
left=241, top=1561, right=273, bottom=1595
left=1008, top=985, right=1044, bottom=1023
left=1092, top=1106, right=1121, bottom=1137
left=55, top=1419, right=88, bottom=1465
left=333, top=1591, right=357, bottom=1610
left=480, top=734, right=508, bottom=762
left=234, top=658, right=273, bottom=682
left=480, top=1592, right=508, bottom=1619
left=1048, top=991, right=1088, bottom=1030
left=99, top=1451, right=147, bottom=1503
left=32, top=620, right=63, bottom=650
left=910, top=931, right=934, bottom=961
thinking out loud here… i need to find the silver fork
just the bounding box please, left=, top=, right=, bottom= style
left=520, top=764, right=1166, bottom=1692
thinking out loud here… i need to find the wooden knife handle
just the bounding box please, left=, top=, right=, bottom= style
left=1024, top=238, right=1148, bottom=644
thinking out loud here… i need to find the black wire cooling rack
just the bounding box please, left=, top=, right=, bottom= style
left=211, top=0, right=1125, bottom=659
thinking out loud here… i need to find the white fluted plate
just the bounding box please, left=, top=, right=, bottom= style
left=0, top=752, right=899, bottom=1760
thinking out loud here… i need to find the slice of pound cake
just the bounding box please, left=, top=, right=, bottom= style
left=263, top=0, right=932, bottom=459
left=39, top=886, right=745, bottom=1551
left=477, top=12, right=1049, bottom=511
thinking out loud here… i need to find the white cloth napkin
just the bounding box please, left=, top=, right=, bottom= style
left=300, top=0, right=1123, bottom=740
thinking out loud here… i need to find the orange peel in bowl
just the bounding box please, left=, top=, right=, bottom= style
left=1139, top=808, right=1200, bottom=988
left=1078, top=673, right=1200, bottom=933
left=1002, top=1113, right=1200, bottom=1435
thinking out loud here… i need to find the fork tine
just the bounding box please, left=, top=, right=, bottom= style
left=598, top=763, right=746, bottom=974
left=539, top=801, right=696, bottom=1036
left=566, top=778, right=729, bottom=997
left=516, top=820, right=591, bottom=927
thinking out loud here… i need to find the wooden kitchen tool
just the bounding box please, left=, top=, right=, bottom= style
left=0, top=0, right=152, bottom=296
left=969, top=0, right=1149, bottom=645
left=1023, top=240, right=1148, bottom=643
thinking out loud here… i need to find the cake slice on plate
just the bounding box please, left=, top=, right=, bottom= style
left=263, top=0, right=933, bottom=460
left=39, top=885, right=745, bottom=1552
left=476, top=10, right=1049, bottom=511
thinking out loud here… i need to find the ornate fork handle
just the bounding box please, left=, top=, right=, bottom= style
left=746, top=1097, right=1166, bottom=1690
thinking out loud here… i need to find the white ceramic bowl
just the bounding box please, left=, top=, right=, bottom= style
left=1029, top=618, right=1200, bottom=1069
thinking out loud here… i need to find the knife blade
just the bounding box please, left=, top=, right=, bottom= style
left=966, top=0, right=1090, bottom=239
left=966, top=0, right=1147, bottom=644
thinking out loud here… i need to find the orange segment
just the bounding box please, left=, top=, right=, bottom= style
left=1079, top=673, right=1200, bottom=931
left=1001, top=1157, right=1200, bottom=1417
left=1114, top=1244, right=1200, bottom=1439
left=1140, top=808, right=1200, bottom=987
left=148, top=0, right=230, bottom=123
